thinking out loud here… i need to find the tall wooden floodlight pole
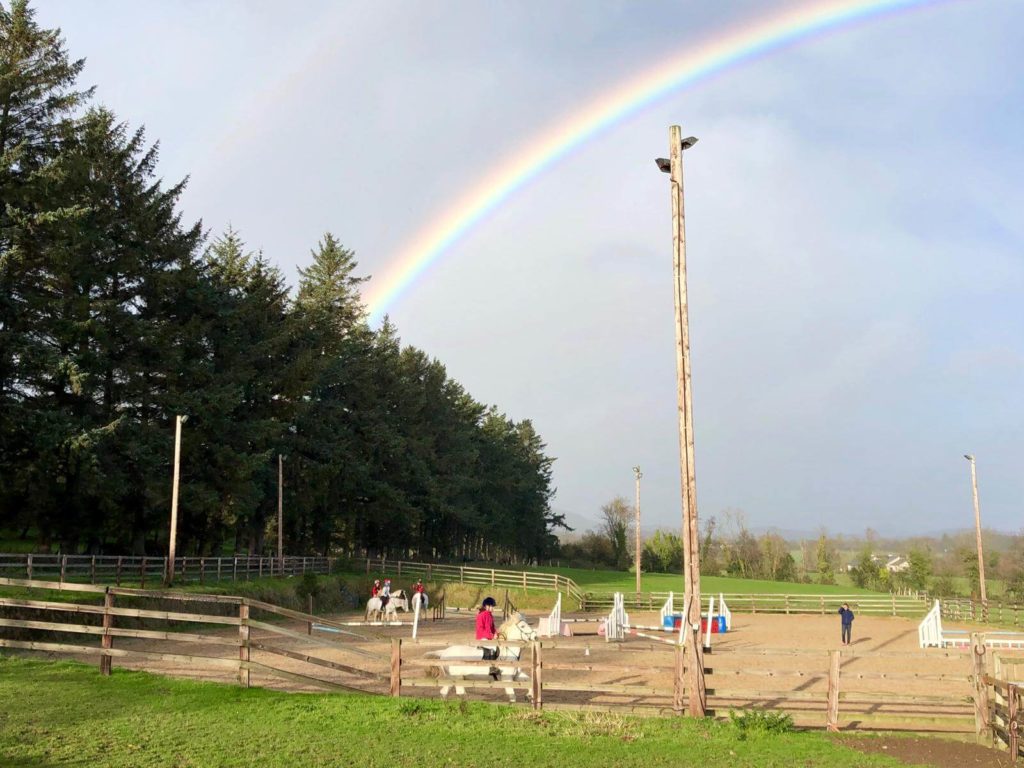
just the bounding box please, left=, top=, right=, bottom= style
left=658, top=124, right=705, bottom=716
left=277, top=454, right=284, bottom=575
left=964, top=454, right=987, bottom=603
left=166, top=414, right=186, bottom=585
left=633, top=466, right=643, bottom=594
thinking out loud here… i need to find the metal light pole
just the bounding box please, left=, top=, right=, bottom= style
left=964, top=454, right=987, bottom=603
left=277, top=454, right=284, bottom=575
left=656, top=125, right=705, bottom=716
left=166, top=414, right=187, bottom=585
left=633, top=466, right=643, bottom=594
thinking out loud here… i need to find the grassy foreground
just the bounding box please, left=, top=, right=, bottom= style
left=0, top=657, right=906, bottom=768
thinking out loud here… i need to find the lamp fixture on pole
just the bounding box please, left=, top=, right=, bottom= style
left=656, top=125, right=705, bottom=716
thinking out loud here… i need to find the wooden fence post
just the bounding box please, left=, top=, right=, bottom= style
left=233, top=557, right=238, bottom=581
left=308, top=595, right=314, bottom=635
left=673, top=643, right=684, bottom=715
left=892, top=593, right=896, bottom=617
left=100, top=589, right=115, bottom=676
left=238, top=603, right=250, bottom=688
left=534, top=641, right=543, bottom=710
left=200, top=558, right=205, bottom=584
left=60, top=555, right=67, bottom=584
left=140, top=556, right=146, bottom=588
left=460, top=566, right=464, bottom=583
left=491, top=568, right=495, bottom=586
left=397, top=561, right=402, bottom=579
left=972, top=633, right=990, bottom=741
left=390, top=638, right=402, bottom=697
left=826, top=650, right=840, bottom=732
left=217, top=558, right=222, bottom=582
left=1008, top=684, right=1019, bottom=759
left=26, top=554, right=32, bottom=580
left=90, top=556, right=96, bottom=584
left=115, top=556, right=122, bottom=586
left=820, top=595, right=825, bottom=615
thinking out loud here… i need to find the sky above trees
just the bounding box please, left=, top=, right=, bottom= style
left=34, top=0, right=1024, bottom=535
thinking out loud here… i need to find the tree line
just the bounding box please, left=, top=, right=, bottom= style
left=0, top=1, right=562, bottom=560
left=563, top=498, right=1024, bottom=600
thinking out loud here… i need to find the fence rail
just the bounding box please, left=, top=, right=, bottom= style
left=580, top=591, right=930, bottom=617
left=358, top=557, right=586, bottom=604
left=0, top=576, right=985, bottom=734
left=0, top=553, right=337, bottom=587
left=939, top=597, right=1024, bottom=628
left=0, top=554, right=588, bottom=604
left=8, top=553, right=1022, bottom=624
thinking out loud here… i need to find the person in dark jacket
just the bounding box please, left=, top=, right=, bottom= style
left=838, top=603, right=854, bottom=645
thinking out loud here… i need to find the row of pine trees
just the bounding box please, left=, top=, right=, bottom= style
left=0, top=2, right=562, bottom=560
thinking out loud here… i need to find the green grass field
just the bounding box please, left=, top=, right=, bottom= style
left=527, top=565, right=882, bottom=595
left=0, top=657, right=906, bottom=768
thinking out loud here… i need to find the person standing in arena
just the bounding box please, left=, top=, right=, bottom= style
left=838, top=603, right=855, bottom=645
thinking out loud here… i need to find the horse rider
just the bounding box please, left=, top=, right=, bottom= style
left=412, top=578, right=427, bottom=605
left=476, top=596, right=498, bottom=640
left=380, top=578, right=391, bottom=609
left=370, top=579, right=381, bottom=598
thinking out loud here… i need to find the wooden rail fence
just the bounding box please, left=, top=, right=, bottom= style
left=0, top=576, right=986, bottom=734
left=0, top=554, right=338, bottom=587
left=581, top=591, right=930, bottom=617
left=709, top=645, right=976, bottom=733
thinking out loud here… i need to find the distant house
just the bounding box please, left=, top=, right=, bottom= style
left=847, top=554, right=910, bottom=573
left=885, top=555, right=910, bottom=573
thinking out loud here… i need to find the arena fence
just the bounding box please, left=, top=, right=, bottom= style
left=0, top=576, right=700, bottom=715
left=988, top=653, right=1024, bottom=760
left=709, top=644, right=977, bottom=734
left=0, top=554, right=588, bottom=605
left=0, top=553, right=337, bottom=587
left=0, top=576, right=996, bottom=734
left=939, top=597, right=1024, bottom=628
left=581, top=591, right=930, bottom=617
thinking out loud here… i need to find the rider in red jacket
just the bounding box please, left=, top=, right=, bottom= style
left=476, top=596, right=497, bottom=640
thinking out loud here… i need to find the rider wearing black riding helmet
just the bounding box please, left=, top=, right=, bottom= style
left=476, top=596, right=497, bottom=639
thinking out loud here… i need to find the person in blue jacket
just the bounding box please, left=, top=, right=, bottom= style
left=838, top=603, right=854, bottom=645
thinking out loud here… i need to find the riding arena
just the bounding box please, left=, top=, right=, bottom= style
left=2, top=554, right=1023, bottom=751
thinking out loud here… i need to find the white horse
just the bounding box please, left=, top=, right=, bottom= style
left=389, top=590, right=409, bottom=612
left=425, top=614, right=537, bottom=703
left=411, top=591, right=428, bottom=611
left=364, top=596, right=399, bottom=622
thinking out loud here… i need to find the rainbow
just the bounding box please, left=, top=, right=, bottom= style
left=364, top=0, right=953, bottom=321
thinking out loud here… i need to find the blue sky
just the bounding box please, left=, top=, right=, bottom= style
left=36, top=0, right=1024, bottom=536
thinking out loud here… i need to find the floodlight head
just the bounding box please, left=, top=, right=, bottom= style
left=964, top=453, right=974, bottom=462
left=655, top=158, right=671, bottom=173
left=681, top=136, right=699, bottom=150
left=179, top=414, right=189, bottom=424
